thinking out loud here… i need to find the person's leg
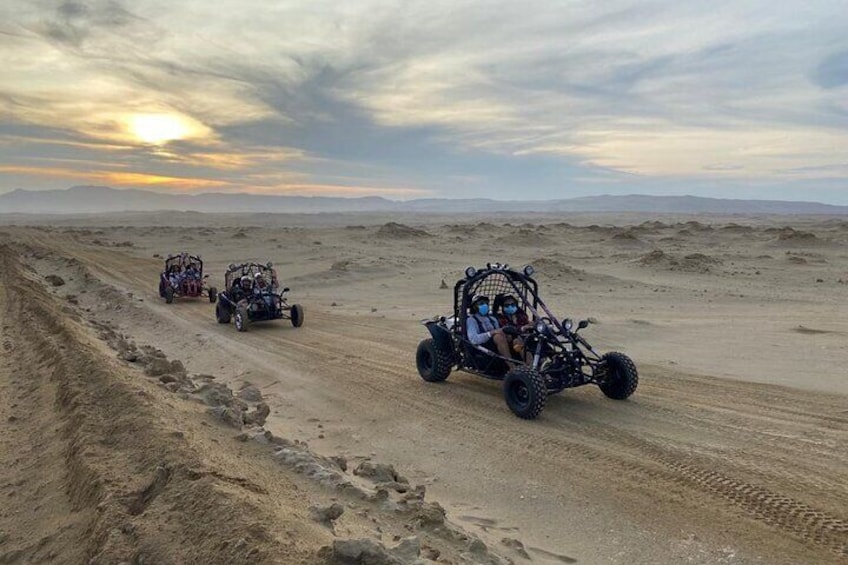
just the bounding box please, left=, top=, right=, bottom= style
left=491, top=333, right=516, bottom=366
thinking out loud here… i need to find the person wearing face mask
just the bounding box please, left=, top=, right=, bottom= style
left=466, top=295, right=514, bottom=363
left=497, top=294, right=531, bottom=329
left=496, top=294, right=533, bottom=358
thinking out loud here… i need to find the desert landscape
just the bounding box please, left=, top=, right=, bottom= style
left=0, top=212, right=845, bottom=564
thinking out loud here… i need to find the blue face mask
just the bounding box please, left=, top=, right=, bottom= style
left=477, top=304, right=490, bottom=315
left=504, top=305, right=518, bottom=315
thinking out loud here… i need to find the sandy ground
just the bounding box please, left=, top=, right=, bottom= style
left=0, top=213, right=846, bottom=564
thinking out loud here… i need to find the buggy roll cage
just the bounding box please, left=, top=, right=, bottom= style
left=164, top=253, right=203, bottom=276
left=224, top=262, right=280, bottom=292
left=450, top=263, right=602, bottom=364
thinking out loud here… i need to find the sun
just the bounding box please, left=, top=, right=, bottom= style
left=129, top=113, right=192, bottom=145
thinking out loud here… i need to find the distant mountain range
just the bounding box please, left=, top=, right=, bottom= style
left=1, top=185, right=847, bottom=215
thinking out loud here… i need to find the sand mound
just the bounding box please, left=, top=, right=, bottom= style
left=639, top=250, right=722, bottom=273
left=640, top=220, right=671, bottom=230
left=681, top=253, right=723, bottom=270
left=376, top=222, right=431, bottom=238
left=611, top=229, right=647, bottom=245
left=443, top=224, right=478, bottom=236
left=639, top=250, right=668, bottom=265
left=774, top=228, right=821, bottom=245
left=531, top=256, right=584, bottom=277
left=495, top=228, right=551, bottom=246
left=720, top=223, right=755, bottom=234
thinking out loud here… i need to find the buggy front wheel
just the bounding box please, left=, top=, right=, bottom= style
left=503, top=367, right=546, bottom=419
left=208, top=287, right=217, bottom=304
left=290, top=304, right=304, bottom=327
left=215, top=302, right=231, bottom=324
left=598, top=352, right=638, bottom=400
left=234, top=306, right=248, bottom=332
left=416, top=338, right=452, bottom=382
left=165, top=286, right=174, bottom=304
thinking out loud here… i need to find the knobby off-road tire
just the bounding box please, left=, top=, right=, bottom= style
left=215, top=302, right=231, bottom=324
left=158, top=280, right=166, bottom=298
left=165, top=286, right=174, bottom=304
left=234, top=306, right=248, bottom=332
left=290, top=304, right=304, bottom=328
left=208, top=287, right=217, bottom=304
left=503, top=366, right=547, bottom=419
left=416, top=338, right=452, bottom=382
left=598, top=352, right=638, bottom=400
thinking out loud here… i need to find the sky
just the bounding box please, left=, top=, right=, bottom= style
left=1, top=0, right=847, bottom=203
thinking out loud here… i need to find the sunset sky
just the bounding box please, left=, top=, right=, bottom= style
left=1, top=1, right=847, bottom=202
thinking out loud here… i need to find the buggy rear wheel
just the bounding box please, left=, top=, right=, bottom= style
left=416, top=338, right=452, bottom=382
left=215, top=302, right=231, bottom=324
left=290, top=304, right=304, bottom=327
left=234, top=306, right=248, bottom=332
left=165, top=286, right=174, bottom=304
left=503, top=366, right=546, bottom=419
left=598, top=352, right=638, bottom=400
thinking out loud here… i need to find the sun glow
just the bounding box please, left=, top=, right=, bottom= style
left=129, top=113, right=194, bottom=145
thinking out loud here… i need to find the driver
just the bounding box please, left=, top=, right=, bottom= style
left=466, top=295, right=515, bottom=364
left=168, top=263, right=182, bottom=289
left=232, top=274, right=252, bottom=302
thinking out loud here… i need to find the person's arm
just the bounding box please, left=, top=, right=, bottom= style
left=466, top=316, right=493, bottom=345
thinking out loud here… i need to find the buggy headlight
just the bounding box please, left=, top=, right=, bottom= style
left=523, top=265, right=535, bottom=277
left=464, top=266, right=477, bottom=278
left=563, top=318, right=573, bottom=332
left=535, top=320, right=546, bottom=333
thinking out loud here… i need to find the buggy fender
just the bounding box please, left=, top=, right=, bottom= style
left=425, top=322, right=452, bottom=352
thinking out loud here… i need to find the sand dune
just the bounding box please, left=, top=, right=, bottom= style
left=1, top=213, right=846, bottom=564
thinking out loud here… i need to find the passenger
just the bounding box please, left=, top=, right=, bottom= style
left=254, top=272, right=276, bottom=311
left=185, top=263, right=200, bottom=280
left=465, top=295, right=514, bottom=364
left=268, top=265, right=280, bottom=293
left=253, top=272, right=268, bottom=293
left=496, top=294, right=532, bottom=357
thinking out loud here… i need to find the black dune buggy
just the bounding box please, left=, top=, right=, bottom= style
left=158, top=252, right=217, bottom=304
left=215, top=262, right=304, bottom=332
left=416, top=263, right=638, bottom=419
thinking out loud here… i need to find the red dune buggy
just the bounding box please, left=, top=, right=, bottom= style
left=158, top=252, right=217, bottom=304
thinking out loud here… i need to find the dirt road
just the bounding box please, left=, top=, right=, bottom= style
left=2, top=220, right=847, bottom=564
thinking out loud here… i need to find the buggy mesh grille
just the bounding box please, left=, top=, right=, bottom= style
left=457, top=272, right=533, bottom=318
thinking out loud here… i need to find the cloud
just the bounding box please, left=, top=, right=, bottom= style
left=813, top=50, right=848, bottom=89
left=0, top=0, right=847, bottom=201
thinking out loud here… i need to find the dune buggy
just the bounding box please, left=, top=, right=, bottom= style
left=215, top=262, right=304, bottom=331
left=416, top=263, right=638, bottom=419
left=158, top=252, right=217, bottom=304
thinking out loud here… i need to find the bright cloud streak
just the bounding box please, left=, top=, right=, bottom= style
left=0, top=0, right=846, bottom=201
